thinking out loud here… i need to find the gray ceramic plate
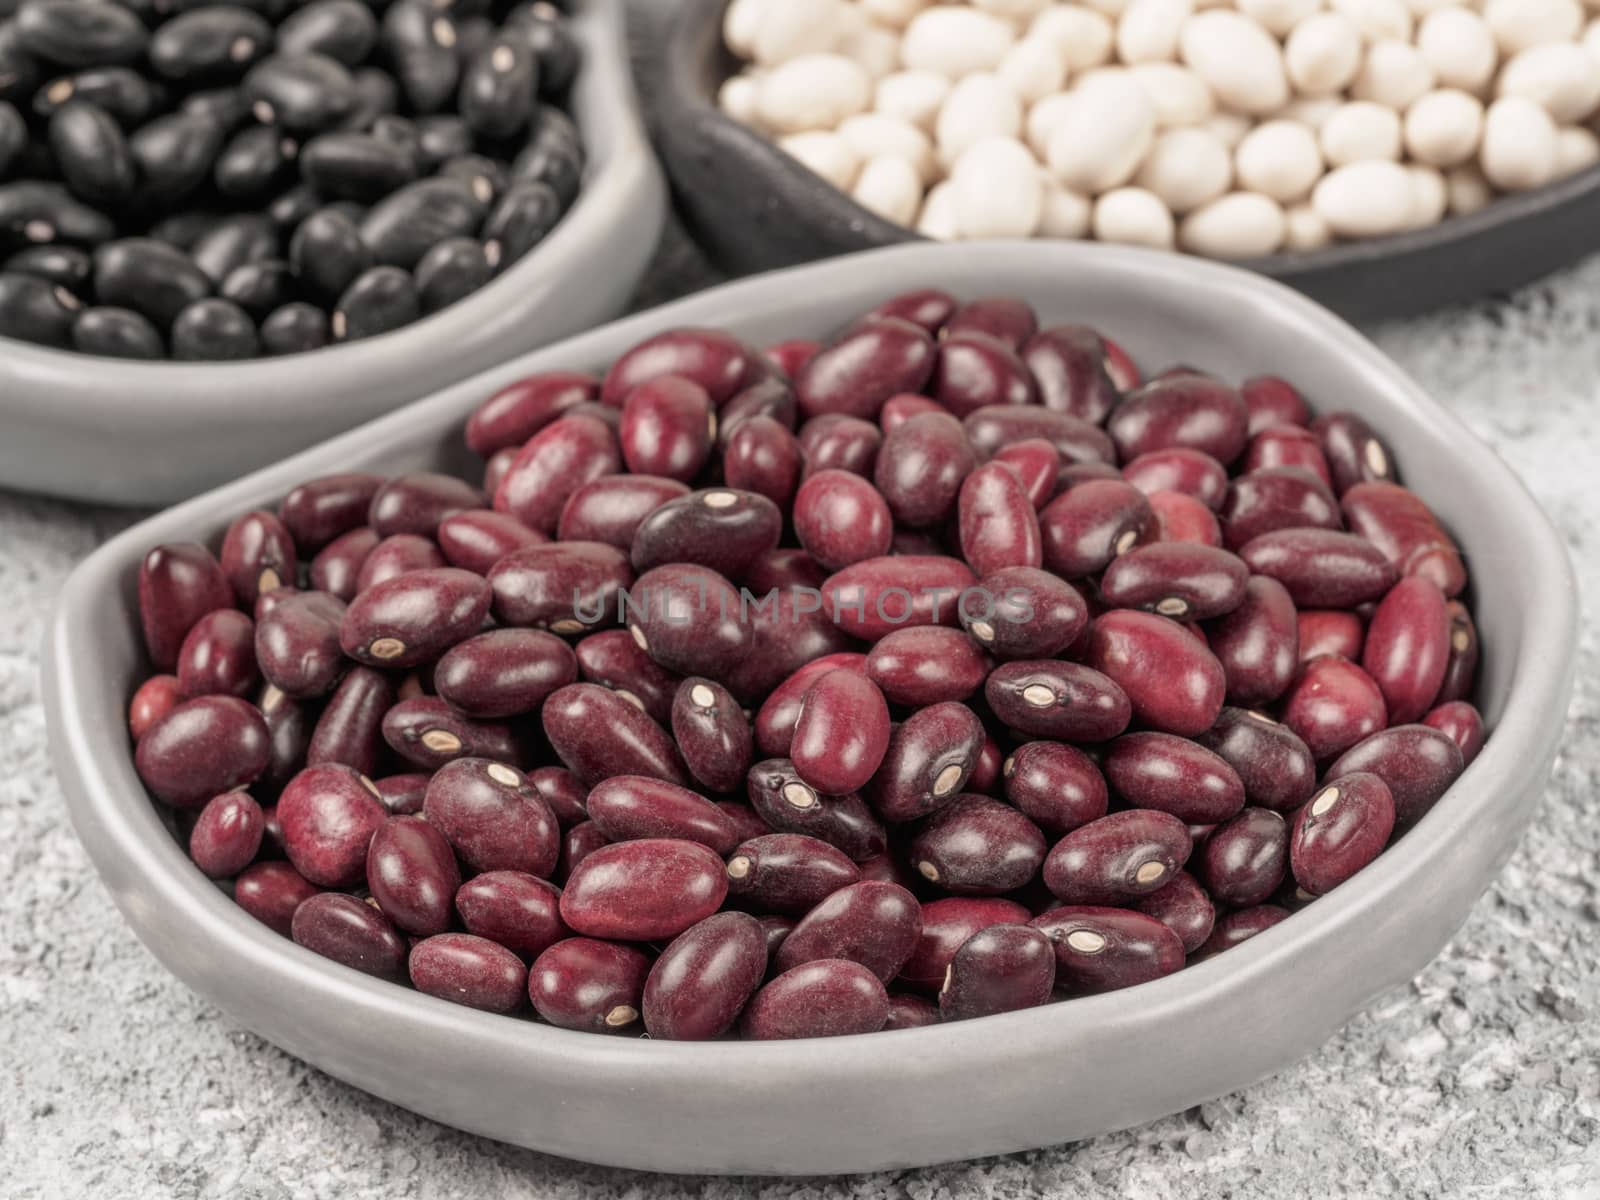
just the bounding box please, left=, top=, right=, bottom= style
left=0, top=0, right=665, bottom=508
left=45, top=243, right=1577, bottom=1176
left=634, top=0, right=1600, bottom=322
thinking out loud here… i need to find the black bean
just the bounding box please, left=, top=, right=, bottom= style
left=48, top=101, right=134, bottom=205
left=149, top=210, right=221, bottom=251
left=259, top=299, right=327, bottom=354
left=359, top=176, right=484, bottom=269
left=299, top=131, right=417, bottom=201
left=191, top=213, right=278, bottom=284
left=288, top=207, right=368, bottom=300
left=130, top=111, right=225, bottom=200
left=413, top=235, right=489, bottom=313
left=243, top=52, right=355, bottom=133
left=482, top=179, right=559, bottom=271
left=507, top=2, right=578, bottom=97
left=148, top=6, right=274, bottom=81
left=511, top=104, right=582, bottom=208
left=5, top=242, right=89, bottom=290
left=93, top=237, right=212, bottom=327
left=0, top=22, right=42, bottom=106
left=332, top=264, right=417, bottom=341
left=33, top=67, right=157, bottom=125
left=71, top=304, right=164, bottom=358
left=433, top=0, right=493, bottom=15
left=215, top=123, right=298, bottom=198
left=370, top=112, right=420, bottom=161
left=0, top=98, right=22, bottom=172
left=0, top=268, right=81, bottom=345
left=414, top=113, right=472, bottom=169
left=276, top=0, right=375, bottom=66
left=15, top=1, right=148, bottom=70
left=0, top=180, right=114, bottom=246
left=170, top=295, right=258, bottom=359
left=338, top=65, right=396, bottom=130
left=460, top=36, right=536, bottom=141
left=267, top=182, right=318, bottom=228
left=180, top=85, right=250, bottom=132
left=381, top=0, right=458, bottom=115
left=219, top=257, right=295, bottom=317
left=453, top=16, right=495, bottom=67
left=436, top=153, right=505, bottom=207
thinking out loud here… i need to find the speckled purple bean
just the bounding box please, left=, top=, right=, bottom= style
left=487, top=540, right=634, bottom=634
left=306, top=666, right=395, bottom=777
left=309, top=526, right=380, bottom=601
left=1022, top=325, right=1119, bottom=423
left=382, top=697, right=522, bottom=772
left=340, top=567, right=490, bottom=668
left=938, top=924, right=1056, bottom=1021
left=278, top=473, right=385, bottom=553
left=292, top=892, right=407, bottom=981
left=741, top=958, right=889, bottom=1039
left=409, top=933, right=527, bottom=1013
left=874, top=411, right=975, bottom=527
left=559, top=837, right=728, bottom=941
left=642, top=911, right=767, bottom=1040
left=1199, top=807, right=1289, bottom=907
left=1131, top=870, right=1215, bottom=954
left=542, top=682, right=690, bottom=787
left=1039, top=479, right=1152, bottom=578
left=528, top=936, right=651, bottom=1032
left=1324, top=724, right=1464, bottom=826
left=556, top=474, right=692, bottom=549
left=455, top=871, right=568, bottom=957
left=176, top=609, right=259, bottom=700
left=494, top=413, right=622, bottom=535
left=1104, top=732, right=1246, bottom=824
left=436, top=508, right=547, bottom=575
left=985, top=659, right=1131, bottom=742
left=909, top=794, right=1046, bottom=896
left=795, top=316, right=936, bottom=422
left=424, top=757, right=559, bottom=877
left=220, top=510, right=297, bottom=607
left=1205, top=575, right=1299, bottom=706
left=367, top=814, right=461, bottom=936
left=1194, top=708, right=1317, bottom=812
left=1042, top=809, right=1193, bottom=904
left=746, top=757, right=886, bottom=862
left=773, top=880, right=922, bottom=982
left=135, top=695, right=272, bottom=809
left=629, top=487, right=782, bottom=580
left=1030, top=906, right=1186, bottom=994
left=671, top=677, right=754, bottom=794
left=139, top=543, right=236, bottom=672
left=1107, top=376, right=1249, bottom=465
left=254, top=590, right=347, bottom=698
left=1098, top=542, right=1249, bottom=621
left=189, top=789, right=265, bottom=878
left=1002, top=741, right=1108, bottom=835
left=275, top=763, right=387, bottom=888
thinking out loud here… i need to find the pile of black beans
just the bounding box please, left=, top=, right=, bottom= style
left=0, top=0, right=583, bottom=360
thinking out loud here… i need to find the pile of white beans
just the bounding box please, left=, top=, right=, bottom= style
left=717, top=0, right=1600, bottom=256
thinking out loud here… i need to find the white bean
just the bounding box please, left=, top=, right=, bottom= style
left=839, top=25, right=902, bottom=80
left=1083, top=0, right=1133, bottom=15
left=1329, top=0, right=1413, bottom=42
left=719, top=75, right=763, bottom=128
left=1203, top=111, right=1253, bottom=150
left=1092, top=187, right=1177, bottom=248
left=1498, top=44, right=1600, bottom=124
left=723, top=0, right=767, bottom=58
left=1484, top=0, right=1582, bottom=56
left=1285, top=13, right=1364, bottom=98
left=752, top=0, right=844, bottom=66
left=936, top=73, right=1023, bottom=166
left=900, top=6, right=1018, bottom=77
left=1350, top=41, right=1435, bottom=110
left=1180, top=11, right=1290, bottom=115
left=1129, top=62, right=1216, bottom=127
left=1029, top=6, right=1115, bottom=70
left=1403, top=164, right=1448, bottom=228
left=1236, top=120, right=1324, bottom=201
left=1403, top=89, right=1485, bottom=167
left=757, top=55, right=873, bottom=133
left=852, top=155, right=924, bottom=225
left=917, top=181, right=960, bottom=238
left=839, top=113, right=938, bottom=183
left=1237, top=0, right=1320, bottom=37
left=874, top=70, right=951, bottom=132
left=951, top=137, right=1045, bottom=237
left=1026, top=93, right=1078, bottom=159
left=1312, top=162, right=1414, bottom=236
left=1038, top=180, right=1094, bottom=237
left=997, top=37, right=1069, bottom=104
left=778, top=131, right=862, bottom=190
left=1045, top=70, right=1156, bottom=192
left=1136, top=127, right=1233, bottom=211
left=1416, top=9, right=1498, bottom=93
left=1179, top=191, right=1287, bottom=256
left=1445, top=164, right=1492, bottom=215
left=1117, top=0, right=1194, bottom=64
left=1279, top=97, right=1341, bottom=130
left=1284, top=203, right=1332, bottom=251
left=1480, top=96, right=1559, bottom=190
left=973, top=0, right=1051, bottom=17
left=862, top=0, right=929, bottom=29
left=1320, top=101, right=1404, bottom=165
left=1586, top=18, right=1600, bottom=65
left=1555, top=126, right=1600, bottom=174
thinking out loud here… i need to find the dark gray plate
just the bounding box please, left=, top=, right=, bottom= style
left=633, top=0, right=1600, bottom=321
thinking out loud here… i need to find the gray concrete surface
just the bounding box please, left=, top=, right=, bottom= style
left=3, top=236, right=1598, bottom=1197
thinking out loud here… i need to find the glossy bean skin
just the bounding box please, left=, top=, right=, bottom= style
left=961, top=565, right=1087, bottom=660
left=1241, top=376, right=1310, bottom=434
left=958, top=460, right=1043, bottom=576
left=793, top=469, right=893, bottom=571
left=488, top=540, right=633, bottom=634
left=307, top=666, right=395, bottom=776
left=276, top=763, right=387, bottom=888
left=435, top=628, right=578, bottom=719
left=1002, top=741, right=1108, bottom=835
left=986, top=660, right=1131, bottom=743
left=369, top=472, right=482, bottom=539
left=1023, top=325, right=1118, bottom=423
left=134, top=695, right=271, bottom=808
left=1199, top=808, right=1288, bottom=908
left=1030, top=906, right=1186, bottom=994
left=341, top=567, right=490, bottom=669
left=865, top=287, right=956, bottom=333
left=963, top=405, right=1114, bottom=466
left=558, top=820, right=609, bottom=882
left=528, top=937, right=650, bottom=1033
left=1361, top=576, right=1450, bottom=725
left=424, top=757, right=559, bottom=877
left=219, top=510, right=297, bottom=606
left=746, top=758, right=886, bottom=862
left=494, top=414, right=622, bottom=535
left=176, top=609, right=259, bottom=700
left=740, top=958, right=889, bottom=1039
left=1312, top=412, right=1395, bottom=496
left=138, top=543, right=235, bottom=671
left=1423, top=701, right=1486, bottom=766
left=723, top=416, right=803, bottom=510
left=1298, top=609, right=1365, bottom=664
left=1145, top=490, right=1223, bottom=547
left=671, top=677, right=753, bottom=794
left=909, top=795, right=1046, bottom=896
left=575, top=629, right=679, bottom=725
left=234, top=860, right=321, bottom=937
left=721, top=377, right=799, bottom=441
left=1042, top=809, right=1193, bottom=904
left=557, top=475, right=690, bottom=550
left=543, top=683, right=690, bottom=788
left=409, top=933, right=527, bottom=1013
left=886, top=991, right=940, bottom=1029
left=753, top=653, right=866, bottom=759
left=874, top=411, right=975, bottom=527
left=1282, top=656, right=1388, bottom=762
left=373, top=773, right=429, bottom=816
left=1341, top=482, right=1466, bottom=599
left=799, top=413, right=882, bottom=479
left=586, top=776, right=739, bottom=854
left=455, top=871, right=567, bottom=957
left=898, top=896, right=1030, bottom=991
left=1290, top=772, right=1396, bottom=896
left=1039, top=480, right=1152, bottom=578
left=1131, top=870, right=1215, bottom=954
left=931, top=331, right=1037, bottom=417
left=1099, top=542, right=1248, bottom=621
left=774, top=880, right=922, bottom=983
left=465, top=370, right=599, bottom=456
left=726, top=585, right=856, bottom=705
left=1195, top=708, right=1317, bottom=812
left=1123, top=449, right=1228, bottom=509
left=129, top=674, right=181, bottom=741
left=946, top=297, right=1036, bottom=349
left=253, top=591, right=347, bottom=698
left=1325, top=725, right=1465, bottom=827
left=1219, top=467, right=1342, bottom=550
left=560, top=837, right=728, bottom=941
left=642, top=911, right=767, bottom=1040
left=939, top=924, right=1056, bottom=1021
left=309, top=526, right=379, bottom=601
left=870, top=701, right=985, bottom=823
left=866, top=626, right=987, bottom=707
left=992, top=438, right=1061, bottom=509
left=630, top=488, right=782, bottom=580
left=354, top=533, right=447, bottom=593
left=1436, top=601, right=1479, bottom=705
left=619, top=375, right=714, bottom=482
left=292, top=892, right=407, bottom=981
left=524, top=766, right=587, bottom=830
left=1107, top=376, right=1249, bottom=465
left=278, top=473, right=385, bottom=553
left=875, top=393, right=941, bottom=433
left=366, top=814, right=460, bottom=936
left=1243, top=426, right=1332, bottom=488
left=601, top=327, right=753, bottom=409
left=436, top=509, right=546, bottom=575
left=1238, top=529, right=1398, bottom=609
left=189, top=790, right=265, bottom=878
left=1205, top=575, right=1299, bottom=705
left=790, top=669, right=892, bottom=796
left=821, top=555, right=976, bottom=642
left=627, top=564, right=753, bottom=685
left=1194, top=905, right=1290, bottom=960
left=725, top=833, right=862, bottom=915
left=1104, top=733, right=1246, bottom=824
left=382, top=697, right=520, bottom=772
left=795, top=317, right=936, bottom=422
left=256, top=684, right=312, bottom=796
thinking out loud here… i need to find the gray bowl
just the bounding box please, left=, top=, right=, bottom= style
left=634, top=0, right=1600, bottom=322
left=44, top=243, right=1577, bottom=1176
left=0, top=0, right=665, bottom=508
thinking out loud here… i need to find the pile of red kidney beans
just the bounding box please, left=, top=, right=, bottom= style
left=127, top=288, right=1484, bottom=1040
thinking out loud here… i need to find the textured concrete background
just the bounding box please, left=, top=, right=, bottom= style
left=3, top=233, right=1598, bottom=1197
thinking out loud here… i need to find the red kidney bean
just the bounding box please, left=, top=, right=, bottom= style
left=1058, top=462, right=1124, bottom=490
left=340, top=567, right=490, bottom=668
left=528, top=937, right=651, bottom=1032
left=741, top=958, right=889, bottom=1039
left=373, top=773, right=430, bottom=816
left=1206, top=575, right=1298, bottom=705
left=1290, top=772, right=1395, bottom=896
left=1030, top=906, right=1185, bottom=994
left=436, top=509, right=546, bottom=574
left=1194, top=904, right=1290, bottom=959
left=865, top=287, right=957, bottom=333
left=986, top=660, right=1131, bottom=742
left=671, top=677, right=753, bottom=794
left=963, top=405, right=1115, bottom=465
left=423, top=758, right=558, bottom=876
left=557, top=474, right=691, bottom=549
left=930, top=331, right=1038, bottom=417
left=764, top=339, right=819, bottom=379
left=1423, top=701, right=1485, bottom=765
left=618, top=375, right=715, bottom=482
left=866, top=627, right=987, bottom=707
left=1239, top=529, right=1398, bottom=608
left=189, top=790, right=265, bottom=878
left=455, top=871, right=567, bottom=957
left=177, top=609, right=259, bottom=700
left=560, top=837, right=727, bottom=941
left=1199, top=807, right=1288, bottom=907
left=1104, top=733, right=1246, bottom=824
left=366, top=814, right=460, bottom=936
left=1283, top=656, right=1387, bottom=761
left=1362, top=576, right=1449, bottom=724
left=369, top=473, right=483, bottom=539
left=879, top=392, right=945, bottom=432
left=309, top=526, right=380, bottom=601
left=1022, top=325, right=1119, bottom=423
left=527, top=766, right=589, bottom=829
left=355, top=534, right=448, bottom=592
left=466, top=371, right=599, bottom=456
left=543, top=682, right=689, bottom=787
left=276, top=764, right=386, bottom=888
left=292, top=892, right=407, bottom=981
left=870, top=701, right=984, bottom=823
left=630, top=488, right=782, bottom=580
left=991, top=438, right=1061, bottom=510
left=1039, top=479, right=1152, bottom=578
left=626, top=563, right=752, bottom=685
left=721, top=377, right=800, bottom=442
left=789, top=669, right=892, bottom=796
left=253, top=590, right=346, bottom=699
left=910, top=795, right=1045, bottom=895
left=886, top=991, right=940, bottom=1029
left=433, top=629, right=578, bottom=720
left=958, top=460, right=1043, bottom=576
left=821, top=555, right=976, bottom=641
left=747, top=758, right=886, bottom=861
left=774, top=879, right=921, bottom=982
left=961, top=565, right=1087, bottom=660
left=1084, top=611, right=1227, bottom=736
left=586, top=775, right=739, bottom=854
left=1341, top=481, right=1465, bottom=598
left=235, top=860, right=320, bottom=937
left=723, top=415, right=803, bottom=509
left=793, top=469, right=893, bottom=571
left=575, top=629, right=679, bottom=724
left=945, top=296, right=1036, bottom=348
left=1435, top=600, right=1478, bottom=704
left=1219, top=467, right=1342, bottom=550
left=1101, top=336, right=1140, bottom=391
left=728, top=583, right=858, bottom=704
left=898, top=896, right=1029, bottom=991
left=307, top=666, right=395, bottom=777
left=1132, top=870, right=1215, bottom=954
left=641, top=911, right=767, bottom=1040
left=257, top=683, right=312, bottom=796
left=130, top=674, right=182, bottom=742
left=718, top=802, right=771, bottom=843
left=874, top=411, right=974, bottom=527
left=1144, top=495, right=1221, bottom=545
left=1107, top=376, right=1249, bottom=465
left=1194, top=708, right=1316, bottom=811
left=1298, top=609, right=1365, bottom=664
left=795, top=317, right=936, bottom=422
left=135, top=695, right=271, bottom=809
left=754, top=653, right=867, bottom=758
left=279, top=473, right=385, bottom=554
left=1312, top=412, right=1395, bottom=495
left=139, top=543, right=235, bottom=672
left=1243, top=426, right=1331, bottom=488
left=219, top=510, right=297, bottom=608
left=725, top=833, right=862, bottom=915
left=559, top=821, right=610, bottom=882
left=1042, top=809, right=1193, bottom=903
left=1326, top=724, right=1464, bottom=826
left=382, top=697, right=520, bottom=771
left=601, top=327, right=754, bottom=409
left=1241, top=376, right=1310, bottom=434
left=798, top=413, right=884, bottom=481
left=494, top=413, right=622, bottom=535
left=488, top=541, right=633, bottom=634
left=409, top=933, right=527, bottom=1013
left=1122, top=448, right=1228, bottom=509
left=1099, top=542, right=1249, bottom=621
left=938, top=924, right=1055, bottom=1020
left=1002, top=741, right=1107, bottom=835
